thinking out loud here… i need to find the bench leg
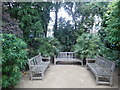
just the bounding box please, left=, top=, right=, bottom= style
left=96, top=76, right=99, bottom=85
left=48, top=64, right=50, bottom=68
left=54, top=61, right=56, bottom=65
left=110, top=82, right=112, bottom=86
left=30, top=73, right=33, bottom=80
left=48, top=65, right=50, bottom=68
left=41, top=73, right=44, bottom=80
left=86, top=64, right=89, bottom=70
left=81, top=62, right=83, bottom=66
left=110, top=77, right=113, bottom=86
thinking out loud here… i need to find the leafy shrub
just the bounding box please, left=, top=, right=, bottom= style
left=1, top=34, right=28, bottom=88
left=98, top=43, right=119, bottom=67
left=38, top=37, right=61, bottom=57
left=28, top=37, right=61, bottom=58
left=98, top=43, right=119, bottom=61
left=104, top=2, right=120, bottom=51
left=74, top=33, right=101, bottom=60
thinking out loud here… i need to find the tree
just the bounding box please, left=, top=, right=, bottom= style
left=63, top=2, right=108, bottom=37
left=2, top=8, right=23, bottom=38
left=34, top=2, right=53, bottom=37
left=17, top=3, right=44, bottom=41
left=53, top=2, right=61, bottom=31
left=54, top=18, right=77, bottom=51
left=63, top=2, right=94, bottom=32
left=53, top=2, right=109, bottom=52
left=3, top=2, right=53, bottom=57
left=63, top=2, right=77, bottom=30
left=3, top=2, right=53, bottom=39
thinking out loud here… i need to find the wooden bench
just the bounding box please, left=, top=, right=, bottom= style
left=86, top=56, right=116, bottom=86
left=54, top=52, right=83, bottom=66
left=28, top=54, right=50, bottom=80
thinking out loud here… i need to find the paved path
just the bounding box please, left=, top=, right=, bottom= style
left=16, top=65, right=118, bottom=88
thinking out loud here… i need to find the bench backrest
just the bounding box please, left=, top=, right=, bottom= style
left=95, top=56, right=115, bottom=73
left=28, top=54, right=42, bottom=66
left=57, top=52, right=76, bottom=58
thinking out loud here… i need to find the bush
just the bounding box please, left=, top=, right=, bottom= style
left=38, top=37, right=61, bottom=57
left=27, top=37, right=61, bottom=58
left=1, top=34, right=28, bottom=88
left=74, top=33, right=101, bottom=60
left=98, top=43, right=119, bottom=61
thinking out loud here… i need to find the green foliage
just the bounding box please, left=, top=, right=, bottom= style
left=54, top=18, right=77, bottom=51
left=7, top=2, right=52, bottom=39
left=17, top=3, right=44, bottom=41
left=27, top=37, right=61, bottom=58
left=1, top=34, right=28, bottom=88
left=5, top=2, right=54, bottom=59
left=87, top=2, right=109, bottom=18
left=98, top=44, right=119, bottom=61
left=104, top=2, right=120, bottom=51
left=74, top=33, right=101, bottom=59
left=99, top=2, right=120, bottom=66
left=63, top=2, right=108, bottom=32
left=4, top=2, right=52, bottom=40
left=53, top=2, right=109, bottom=52
left=38, top=37, right=61, bottom=57
left=3, top=2, right=119, bottom=69
left=34, top=2, right=53, bottom=37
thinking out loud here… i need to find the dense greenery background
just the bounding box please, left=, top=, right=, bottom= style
left=1, top=1, right=120, bottom=88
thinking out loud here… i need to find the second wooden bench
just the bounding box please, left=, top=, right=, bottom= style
left=54, top=52, right=83, bottom=66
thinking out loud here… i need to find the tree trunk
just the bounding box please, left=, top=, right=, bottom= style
left=83, top=57, right=86, bottom=65
left=54, top=2, right=59, bottom=31
left=7, top=2, right=12, bottom=10
left=44, top=24, right=48, bottom=38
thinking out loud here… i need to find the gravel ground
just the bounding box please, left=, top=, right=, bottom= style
left=16, top=64, right=118, bottom=88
